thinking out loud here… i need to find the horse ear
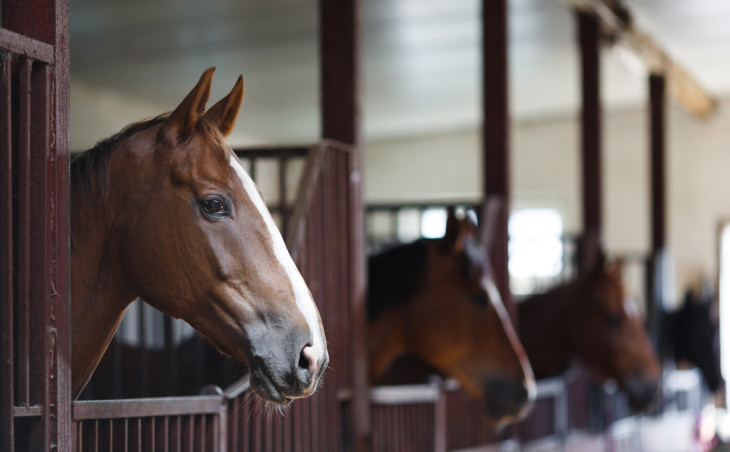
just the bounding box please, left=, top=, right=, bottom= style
left=161, top=67, right=215, bottom=142
left=203, top=75, right=245, bottom=137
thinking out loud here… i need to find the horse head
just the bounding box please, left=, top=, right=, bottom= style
left=568, top=257, right=660, bottom=410
left=368, top=209, right=535, bottom=424
left=71, top=68, right=327, bottom=403
left=671, top=289, right=722, bottom=392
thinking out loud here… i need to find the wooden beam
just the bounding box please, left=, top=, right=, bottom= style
left=578, top=10, right=603, bottom=269
left=482, top=0, right=512, bottom=314
left=567, top=0, right=716, bottom=118
left=319, top=0, right=369, bottom=450
left=650, top=74, right=666, bottom=252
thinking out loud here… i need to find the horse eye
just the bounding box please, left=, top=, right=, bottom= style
left=200, top=198, right=227, bottom=216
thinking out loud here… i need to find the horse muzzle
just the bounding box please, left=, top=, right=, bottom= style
left=625, top=374, right=659, bottom=411
left=483, top=375, right=534, bottom=423
left=247, top=328, right=329, bottom=404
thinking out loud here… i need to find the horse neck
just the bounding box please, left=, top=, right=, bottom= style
left=518, top=279, right=584, bottom=378
left=70, top=144, right=139, bottom=397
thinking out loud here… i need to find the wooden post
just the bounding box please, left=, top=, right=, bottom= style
left=647, top=73, right=667, bottom=352
left=577, top=10, right=603, bottom=269
left=319, top=0, right=369, bottom=449
left=1, top=0, right=71, bottom=450
left=482, top=0, right=513, bottom=315
left=650, top=74, right=666, bottom=253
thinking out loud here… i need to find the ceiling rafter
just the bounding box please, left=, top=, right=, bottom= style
left=567, top=0, right=716, bottom=118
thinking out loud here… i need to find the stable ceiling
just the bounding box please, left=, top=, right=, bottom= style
left=69, top=0, right=730, bottom=148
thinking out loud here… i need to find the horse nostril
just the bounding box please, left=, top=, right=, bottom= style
left=300, top=345, right=317, bottom=374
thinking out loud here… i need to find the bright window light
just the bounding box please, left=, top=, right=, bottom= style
left=421, top=208, right=447, bottom=238
left=509, top=208, right=564, bottom=294
left=718, top=223, right=730, bottom=395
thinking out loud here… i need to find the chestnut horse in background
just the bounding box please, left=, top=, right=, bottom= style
left=518, top=256, right=660, bottom=410
left=368, top=210, right=535, bottom=424
left=70, top=67, right=327, bottom=403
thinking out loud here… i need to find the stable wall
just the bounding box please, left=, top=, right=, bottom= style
left=365, top=99, right=730, bottom=303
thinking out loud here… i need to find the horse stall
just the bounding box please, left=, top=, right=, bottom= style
left=72, top=142, right=360, bottom=451
left=4, top=0, right=730, bottom=451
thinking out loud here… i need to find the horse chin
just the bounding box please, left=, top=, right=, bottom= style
left=249, top=367, right=295, bottom=405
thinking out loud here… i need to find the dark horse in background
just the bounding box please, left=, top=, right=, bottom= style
left=367, top=209, right=535, bottom=425
left=661, top=287, right=723, bottom=393
left=518, top=256, right=661, bottom=411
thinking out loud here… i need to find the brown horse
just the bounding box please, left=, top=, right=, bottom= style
left=70, top=67, right=328, bottom=403
left=368, top=210, right=535, bottom=424
left=518, top=256, right=660, bottom=410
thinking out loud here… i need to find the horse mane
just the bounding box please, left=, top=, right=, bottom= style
left=367, top=239, right=429, bottom=322
left=71, top=113, right=170, bottom=211
left=71, top=113, right=230, bottom=213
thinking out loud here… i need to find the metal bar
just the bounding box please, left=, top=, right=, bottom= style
left=482, top=0, right=512, bottom=313
left=434, top=389, right=446, bottom=452
left=72, top=396, right=223, bottom=420
left=13, top=405, right=42, bottom=417
left=578, top=10, right=603, bottom=269
left=17, top=57, right=32, bottom=407
left=30, top=60, right=54, bottom=448
left=0, top=28, right=54, bottom=63
left=0, top=51, right=15, bottom=452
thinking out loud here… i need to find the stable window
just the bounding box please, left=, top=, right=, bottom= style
left=509, top=208, right=564, bottom=295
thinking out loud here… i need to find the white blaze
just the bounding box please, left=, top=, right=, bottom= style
left=229, top=155, right=325, bottom=362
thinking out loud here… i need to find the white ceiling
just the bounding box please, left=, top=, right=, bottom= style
left=69, top=0, right=730, bottom=147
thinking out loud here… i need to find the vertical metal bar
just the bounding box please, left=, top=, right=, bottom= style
left=164, top=315, right=176, bottom=396
left=30, top=61, right=55, bottom=448
left=0, top=51, right=15, bottom=452
left=17, top=57, right=32, bottom=407
left=434, top=390, right=446, bottom=452
left=138, top=301, right=150, bottom=397
left=578, top=10, right=603, bottom=269
left=482, top=0, right=512, bottom=316
left=93, top=419, right=99, bottom=452
left=50, top=0, right=73, bottom=444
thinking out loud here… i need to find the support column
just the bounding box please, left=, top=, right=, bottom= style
left=577, top=10, right=603, bottom=269
left=647, top=73, right=667, bottom=351
left=650, top=74, right=666, bottom=253
left=319, top=0, right=369, bottom=450
left=482, top=0, right=512, bottom=313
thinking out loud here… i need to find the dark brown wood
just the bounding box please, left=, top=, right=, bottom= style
left=577, top=10, right=603, bottom=269
left=650, top=74, right=666, bottom=252
left=18, top=58, right=33, bottom=408
left=73, top=397, right=222, bottom=421
left=0, top=53, right=14, bottom=452
left=482, top=0, right=512, bottom=317
left=319, top=0, right=368, bottom=449
left=0, top=29, right=54, bottom=63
